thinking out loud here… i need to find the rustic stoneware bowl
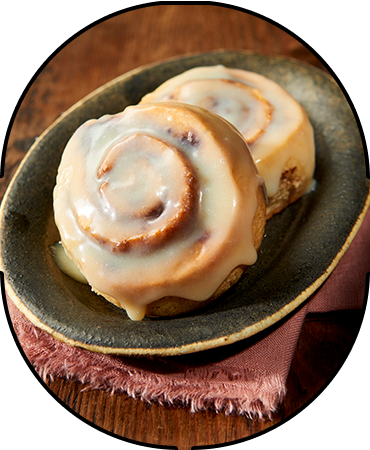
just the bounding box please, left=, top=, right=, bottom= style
left=1, top=51, right=369, bottom=356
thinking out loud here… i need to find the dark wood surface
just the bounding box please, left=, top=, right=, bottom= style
left=1, top=5, right=365, bottom=449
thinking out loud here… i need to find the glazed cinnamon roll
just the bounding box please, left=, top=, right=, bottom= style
left=141, top=66, right=315, bottom=218
left=53, top=103, right=266, bottom=320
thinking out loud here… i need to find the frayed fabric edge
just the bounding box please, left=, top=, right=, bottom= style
left=8, top=297, right=287, bottom=419
left=32, top=355, right=286, bottom=419
left=35, top=358, right=286, bottom=420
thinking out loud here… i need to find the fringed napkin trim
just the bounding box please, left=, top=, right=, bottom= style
left=10, top=298, right=284, bottom=419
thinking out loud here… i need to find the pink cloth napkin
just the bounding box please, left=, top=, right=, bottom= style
left=6, top=210, right=370, bottom=418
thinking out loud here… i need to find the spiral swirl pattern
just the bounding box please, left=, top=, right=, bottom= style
left=54, top=103, right=264, bottom=320
left=159, top=78, right=273, bottom=145
left=78, top=133, right=199, bottom=252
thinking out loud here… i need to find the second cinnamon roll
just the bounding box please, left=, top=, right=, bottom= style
left=141, top=65, right=316, bottom=219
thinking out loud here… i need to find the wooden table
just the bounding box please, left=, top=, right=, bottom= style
left=1, top=5, right=365, bottom=449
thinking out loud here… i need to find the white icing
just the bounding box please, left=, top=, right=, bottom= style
left=53, top=103, right=264, bottom=320
left=50, top=241, right=88, bottom=284
left=141, top=65, right=315, bottom=199
left=304, top=178, right=317, bottom=195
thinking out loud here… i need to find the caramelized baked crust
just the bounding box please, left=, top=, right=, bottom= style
left=266, top=158, right=310, bottom=219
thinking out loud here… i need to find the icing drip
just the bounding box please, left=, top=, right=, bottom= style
left=50, top=241, right=87, bottom=284
left=53, top=102, right=264, bottom=320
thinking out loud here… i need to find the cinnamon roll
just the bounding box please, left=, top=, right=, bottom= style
left=141, top=66, right=315, bottom=218
left=53, top=103, right=266, bottom=320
